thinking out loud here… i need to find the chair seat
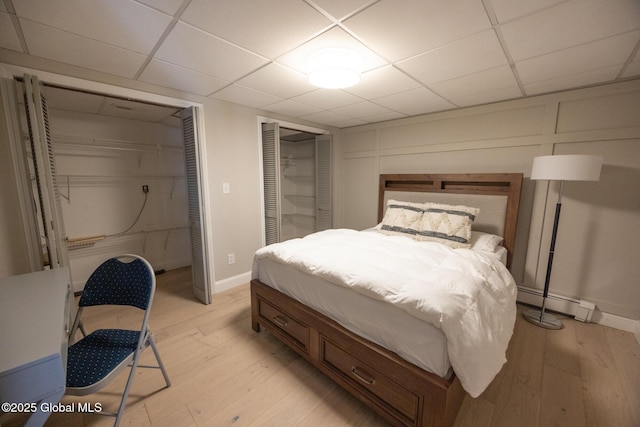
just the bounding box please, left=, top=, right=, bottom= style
left=67, top=329, right=140, bottom=389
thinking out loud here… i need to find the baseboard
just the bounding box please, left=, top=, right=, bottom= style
left=591, top=311, right=640, bottom=345
left=517, top=286, right=582, bottom=317
left=154, top=258, right=192, bottom=273
left=518, top=285, right=640, bottom=345
left=214, top=271, right=251, bottom=294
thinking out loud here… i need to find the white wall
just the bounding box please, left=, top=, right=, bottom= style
left=336, top=79, right=640, bottom=321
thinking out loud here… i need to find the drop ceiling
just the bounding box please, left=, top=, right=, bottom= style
left=1, top=0, right=639, bottom=128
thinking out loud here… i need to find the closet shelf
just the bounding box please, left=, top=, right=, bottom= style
left=58, top=174, right=185, bottom=183
left=53, top=134, right=184, bottom=153
left=56, top=175, right=185, bottom=203
left=282, top=213, right=315, bottom=222
left=68, top=225, right=189, bottom=251
left=282, top=174, right=314, bottom=180
left=284, top=194, right=315, bottom=201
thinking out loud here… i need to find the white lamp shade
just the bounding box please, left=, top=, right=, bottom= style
left=530, top=154, right=603, bottom=181
left=308, top=48, right=362, bottom=89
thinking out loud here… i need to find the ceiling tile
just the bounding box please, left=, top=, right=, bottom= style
left=181, top=0, right=332, bottom=58
left=397, top=30, right=508, bottom=85
left=344, top=0, right=492, bottom=61
left=13, top=0, right=172, bottom=54
left=20, top=19, right=147, bottom=78
left=516, top=31, right=640, bottom=84
left=524, top=66, right=622, bottom=95
left=343, top=66, right=421, bottom=99
left=276, top=26, right=387, bottom=74
left=300, top=110, right=367, bottom=128
left=430, top=65, right=520, bottom=100
left=489, top=0, right=565, bottom=23
left=236, top=63, right=317, bottom=98
left=0, top=12, right=22, bottom=51
left=291, top=89, right=362, bottom=110
left=135, top=0, right=184, bottom=15
left=261, top=99, right=322, bottom=117
left=501, top=0, right=640, bottom=62
left=372, top=87, right=455, bottom=116
left=154, top=22, right=268, bottom=81
left=333, top=100, right=395, bottom=118
left=448, top=85, right=523, bottom=108
left=139, top=59, right=230, bottom=96
left=311, top=0, right=378, bottom=21
left=622, top=52, right=640, bottom=78
left=358, top=110, right=407, bottom=123
left=210, top=84, right=283, bottom=109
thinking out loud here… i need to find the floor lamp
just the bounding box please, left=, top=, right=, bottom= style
left=523, top=154, right=603, bottom=329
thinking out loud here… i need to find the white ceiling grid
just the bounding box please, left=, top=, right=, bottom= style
left=1, top=0, right=638, bottom=128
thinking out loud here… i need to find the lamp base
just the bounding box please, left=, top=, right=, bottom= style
left=522, top=309, right=563, bottom=330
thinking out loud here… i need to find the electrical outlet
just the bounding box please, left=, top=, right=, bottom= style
left=142, top=185, right=149, bottom=194
left=227, top=253, right=235, bottom=264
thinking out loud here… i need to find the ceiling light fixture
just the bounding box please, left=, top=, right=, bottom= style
left=307, top=48, right=362, bottom=89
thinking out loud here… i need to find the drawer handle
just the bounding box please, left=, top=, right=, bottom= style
left=272, top=315, right=288, bottom=327
left=351, top=366, right=375, bottom=385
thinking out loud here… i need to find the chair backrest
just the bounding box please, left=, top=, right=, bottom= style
left=79, top=254, right=155, bottom=310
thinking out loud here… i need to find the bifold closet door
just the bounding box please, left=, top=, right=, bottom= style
left=315, top=134, right=332, bottom=231
left=261, top=122, right=281, bottom=245
left=182, top=107, right=211, bottom=304
left=22, top=74, right=69, bottom=269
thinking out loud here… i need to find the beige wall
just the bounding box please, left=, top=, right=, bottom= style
left=336, top=80, right=640, bottom=320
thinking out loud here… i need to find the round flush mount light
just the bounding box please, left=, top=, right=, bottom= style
left=307, top=48, right=362, bottom=89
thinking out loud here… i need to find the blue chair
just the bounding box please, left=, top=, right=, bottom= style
left=66, top=254, right=171, bottom=426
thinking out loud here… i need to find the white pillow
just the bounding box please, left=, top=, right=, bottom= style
left=469, top=231, right=504, bottom=252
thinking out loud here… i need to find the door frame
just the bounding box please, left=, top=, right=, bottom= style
left=0, top=63, right=215, bottom=301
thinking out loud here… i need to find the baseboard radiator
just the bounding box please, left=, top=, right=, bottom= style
left=517, top=286, right=595, bottom=323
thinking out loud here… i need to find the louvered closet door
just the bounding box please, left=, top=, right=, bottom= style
left=261, top=122, right=281, bottom=245
left=315, top=134, right=332, bottom=231
left=182, top=107, right=211, bottom=304
left=23, top=74, right=69, bottom=269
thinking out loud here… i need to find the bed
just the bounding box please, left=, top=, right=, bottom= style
left=251, top=173, right=523, bottom=427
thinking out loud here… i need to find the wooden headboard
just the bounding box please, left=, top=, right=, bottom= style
left=378, top=173, right=523, bottom=268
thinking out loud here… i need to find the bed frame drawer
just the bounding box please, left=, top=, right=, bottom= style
left=321, top=336, right=420, bottom=425
left=256, top=298, right=309, bottom=352
left=251, top=279, right=465, bottom=427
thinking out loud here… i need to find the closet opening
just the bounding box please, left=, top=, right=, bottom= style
left=11, top=76, right=211, bottom=303
left=260, top=120, right=332, bottom=246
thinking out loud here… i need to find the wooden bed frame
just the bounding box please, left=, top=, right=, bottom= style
left=251, top=173, right=523, bottom=427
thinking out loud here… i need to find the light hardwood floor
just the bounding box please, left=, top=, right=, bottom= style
left=3, top=266, right=638, bottom=426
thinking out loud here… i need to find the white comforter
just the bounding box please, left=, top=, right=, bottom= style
left=253, top=229, right=517, bottom=398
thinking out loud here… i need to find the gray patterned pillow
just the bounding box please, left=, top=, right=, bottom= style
left=379, top=200, right=426, bottom=238
left=417, top=202, right=479, bottom=248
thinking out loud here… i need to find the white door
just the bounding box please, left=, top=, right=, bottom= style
left=182, top=107, right=212, bottom=304
left=315, top=134, right=332, bottom=231
left=22, top=74, right=69, bottom=269
left=261, top=122, right=281, bottom=246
